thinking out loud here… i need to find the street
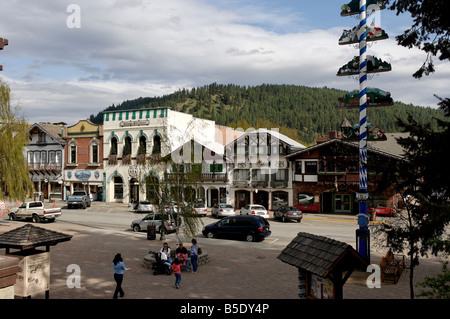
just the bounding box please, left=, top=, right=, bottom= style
left=1, top=201, right=360, bottom=249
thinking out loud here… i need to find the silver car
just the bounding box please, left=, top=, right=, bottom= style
left=240, top=204, right=270, bottom=219
left=211, top=203, right=236, bottom=218
left=131, top=212, right=177, bottom=233
left=193, top=202, right=208, bottom=217
left=133, top=200, right=153, bottom=212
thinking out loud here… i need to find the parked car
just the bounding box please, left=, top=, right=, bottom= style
left=369, top=207, right=394, bottom=219
left=192, top=202, right=208, bottom=217
left=67, top=190, right=91, bottom=209
left=202, top=216, right=271, bottom=242
left=240, top=204, right=270, bottom=219
left=274, top=206, right=303, bottom=222
left=211, top=203, right=236, bottom=218
left=133, top=200, right=153, bottom=212
left=164, top=201, right=179, bottom=214
left=9, top=201, right=61, bottom=223
left=131, top=212, right=178, bottom=233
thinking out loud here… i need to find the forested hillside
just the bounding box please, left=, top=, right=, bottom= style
left=89, top=83, right=444, bottom=145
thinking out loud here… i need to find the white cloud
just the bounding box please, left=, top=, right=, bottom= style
left=0, top=0, right=448, bottom=125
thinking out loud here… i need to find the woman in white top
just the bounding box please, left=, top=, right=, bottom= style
left=160, top=242, right=172, bottom=264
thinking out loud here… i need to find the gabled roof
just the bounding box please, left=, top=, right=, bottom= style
left=277, top=232, right=368, bottom=277
left=226, top=128, right=306, bottom=150
left=286, top=137, right=404, bottom=160
left=170, top=138, right=226, bottom=160
left=0, top=224, right=72, bottom=250
left=27, top=122, right=66, bottom=145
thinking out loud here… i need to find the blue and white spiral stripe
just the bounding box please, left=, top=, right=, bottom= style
left=359, top=0, right=368, bottom=192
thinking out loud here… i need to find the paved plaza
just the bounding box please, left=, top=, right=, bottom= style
left=0, top=213, right=445, bottom=301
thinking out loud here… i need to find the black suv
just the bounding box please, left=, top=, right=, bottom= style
left=202, top=215, right=271, bottom=242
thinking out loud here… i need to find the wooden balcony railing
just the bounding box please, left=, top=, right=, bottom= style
left=166, top=173, right=228, bottom=183
left=28, top=163, right=62, bottom=172
left=108, top=155, right=118, bottom=165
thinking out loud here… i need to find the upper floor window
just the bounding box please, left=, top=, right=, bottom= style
left=37, top=133, right=46, bottom=144
left=70, top=144, right=77, bottom=163
left=138, top=136, right=147, bottom=155
left=305, top=161, right=318, bottom=174
left=152, top=135, right=161, bottom=155
left=110, top=137, right=118, bottom=155
left=295, top=161, right=302, bottom=174
left=91, top=143, right=99, bottom=163
left=123, top=136, right=132, bottom=156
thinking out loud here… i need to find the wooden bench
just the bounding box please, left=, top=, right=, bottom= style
left=380, top=256, right=400, bottom=284
left=385, top=250, right=405, bottom=273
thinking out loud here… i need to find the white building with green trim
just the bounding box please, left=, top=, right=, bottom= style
left=102, top=107, right=218, bottom=204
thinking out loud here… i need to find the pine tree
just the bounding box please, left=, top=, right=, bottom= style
left=374, top=97, right=450, bottom=299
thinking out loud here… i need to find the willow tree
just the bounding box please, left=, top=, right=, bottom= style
left=0, top=78, right=33, bottom=201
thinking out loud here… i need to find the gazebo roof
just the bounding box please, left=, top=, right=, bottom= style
left=277, top=232, right=368, bottom=278
left=0, top=224, right=72, bottom=250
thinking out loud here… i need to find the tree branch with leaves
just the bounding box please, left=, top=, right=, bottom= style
left=0, top=78, right=33, bottom=201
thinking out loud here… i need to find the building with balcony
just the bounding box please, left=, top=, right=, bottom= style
left=166, top=138, right=230, bottom=207
left=102, top=107, right=219, bottom=204
left=226, top=129, right=306, bottom=210
left=286, top=136, right=405, bottom=214
left=63, top=119, right=104, bottom=201
left=25, top=123, right=66, bottom=200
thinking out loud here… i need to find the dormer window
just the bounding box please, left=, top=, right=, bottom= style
left=37, top=133, right=46, bottom=144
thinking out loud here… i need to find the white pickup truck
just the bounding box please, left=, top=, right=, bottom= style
left=9, top=201, right=62, bottom=223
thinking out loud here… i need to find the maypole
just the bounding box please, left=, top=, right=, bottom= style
left=357, top=0, right=369, bottom=263
left=338, top=0, right=392, bottom=263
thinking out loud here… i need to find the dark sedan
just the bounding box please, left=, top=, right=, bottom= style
left=274, top=206, right=303, bottom=222
left=202, top=216, right=271, bottom=242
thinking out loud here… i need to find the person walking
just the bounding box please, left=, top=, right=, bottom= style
left=171, top=258, right=182, bottom=289
left=189, top=238, right=200, bottom=273
left=112, top=253, right=131, bottom=299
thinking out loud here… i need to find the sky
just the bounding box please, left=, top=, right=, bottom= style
left=0, top=0, right=449, bottom=126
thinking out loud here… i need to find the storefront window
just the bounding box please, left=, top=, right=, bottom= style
left=273, top=191, right=288, bottom=210
left=114, top=176, right=123, bottom=199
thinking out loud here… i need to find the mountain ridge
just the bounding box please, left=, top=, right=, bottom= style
left=89, top=83, right=444, bottom=145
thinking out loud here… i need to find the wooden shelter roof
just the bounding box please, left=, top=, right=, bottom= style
left=277, top=232, right=368, bottom=277
left=0, top=224, right=72, bottom=250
